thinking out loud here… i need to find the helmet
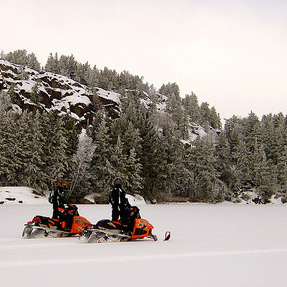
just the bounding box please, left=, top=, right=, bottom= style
left=57, top=178, right=68, bottom=188
left=130, top=206, right=140, bottom=218
left=114, top=177, right=122, bottom=187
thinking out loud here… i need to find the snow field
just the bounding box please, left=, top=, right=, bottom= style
left=1, top=204, right=287, bottom=286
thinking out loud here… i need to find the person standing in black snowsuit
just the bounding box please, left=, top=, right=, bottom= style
left=109, top=177, right=131, bottom=226
left=49, top=179, right=76, bottom=230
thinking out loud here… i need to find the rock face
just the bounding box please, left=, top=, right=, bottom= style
left=0, top=60, right=219, bottom=141
left=0, top=60, right=121, bottom=126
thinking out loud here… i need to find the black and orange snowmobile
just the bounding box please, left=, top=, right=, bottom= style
left=80, top=206, right=170, bottom=243
left=22, top=204, right=92, bottom=238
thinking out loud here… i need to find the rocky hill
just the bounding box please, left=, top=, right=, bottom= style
left=0, top=60, right=121, bottom=127
left=0, top=59, right=219, bottom=142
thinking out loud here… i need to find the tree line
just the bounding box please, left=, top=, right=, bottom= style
left=0, top=50, right=286, bottom=203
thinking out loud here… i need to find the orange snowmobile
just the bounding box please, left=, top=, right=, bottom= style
left=80, top=206, right=170, bottom=243
left=22, top=204, right=92, bottom=238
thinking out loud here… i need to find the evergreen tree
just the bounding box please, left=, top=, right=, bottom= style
left=5, top=49, right=40, bottom=70
left=20, top=112, right=46, bottom=189
left=89, top=115, right=113, bottom=193
left=125, top=147, right=143, bottom=194
left=277, top=145, right=287, bottom=192
left=187, top=137, right=222, bottom=202
left=136, top=104, right=161, bottom=198
left=59, top=54, right=77, bottom=80
left=242, top=111, right=262, bottom=152
left=159, top=82, right=180, bottom=99
left=45, top=52, right=60, bottom=74
left=110, top=135, right=127, bottom=178
left=199, top=102, right=220, bottom=129
left=215, top=132, right=235, bottom=193
left=232, top=139, right=253, bottom=190
left=5, top=49, right=29, bottom=66
left=224, top=116, right=244, bottom=155
left=75, top=62, right=91, bottom=86
left=156, top=121, right=191, bottom=198
left=182, top=92, right=201, bottom=123
left=40, top=112, right=70, bottom=189
left=27, top=52, right=41, bottom=71
left=252, top=140, right=275, bottom=200
left=30, top=81, right=44, bottom=105
left=68, top=130, right=95, bottom=200
left=0, top=111, right=16, bottom=185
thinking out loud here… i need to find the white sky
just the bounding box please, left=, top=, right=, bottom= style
left=1, top=0, right=286, bottom=120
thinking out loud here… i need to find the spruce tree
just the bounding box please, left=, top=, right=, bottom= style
left=20, top=112, right=46, bottom=189
left=40, top=112, right=69, bottom=189
left=215, top=132, right=235, bottom=193
left=89, top=116, right=113, bottom=193
left=188, top=137, right=222, bottom=202
left=232, top=139, right=253, bottom=190
left=277, top=145, right=287, bottom=192
left=253, top=140, right=275, bottom=201
left=182, top=92, right=201, bottom=123
left=125, top=147, right=143, bottom=194
left=69, top=130, right=95, bottom=199
left=45, top=53, right=60, bottom=74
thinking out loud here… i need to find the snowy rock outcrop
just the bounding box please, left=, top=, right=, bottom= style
left=0, top=60, right=121, bottom=126
left=0, top=59, right=218, bottom=142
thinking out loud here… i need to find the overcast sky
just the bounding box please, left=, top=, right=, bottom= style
left=1, top=0, right=286, bottom=120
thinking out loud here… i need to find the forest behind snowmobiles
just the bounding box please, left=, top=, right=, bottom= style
left=0, top=50, right=287, bottom=204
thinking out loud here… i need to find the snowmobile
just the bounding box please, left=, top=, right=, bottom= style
left=80, top=206, right=169, bottom=243
left=22, top=204, right=92, bottom=238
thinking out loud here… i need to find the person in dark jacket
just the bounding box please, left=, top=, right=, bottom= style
left=50, top=179, right=69, bottom=220
left=109, top=177, right=131, bottom=225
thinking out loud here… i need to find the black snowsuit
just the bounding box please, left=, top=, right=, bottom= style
left=109, top=185, right=131, bottom=225
left=50, top=186, right=75, bottom=230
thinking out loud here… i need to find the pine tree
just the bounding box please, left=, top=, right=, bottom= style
left=110, top=135, right=127, bottom=177
left=30, top=81, right=43, bottom=105
left=59, top=54, right=77, bottom=80
left=252, top=140, right=275, bottom=200
left=224, top=116, right=244, bottom=154
left=182, top=92, right=201, bottom=123
left=232, top=139, right=253, bottom=190
left=68, top=130, right=95, bottom=199
left=215, top=132, right=235, bottom=193
left=277, top=145, right=287, bottom=192
left=45, top=52, right=60, bottom=74
left=125, top=147, right=143, bottom=194
left=156, top=122, right=191, bottom=198
left=187, top=137, right=222, bottom=202
left=242, top=111, right=262, bottom=153
left=136, top=104, right=161, bottom=198
left=0, top=111, right=15, bottom=185
left=40, top=112, right=70, bottom=189
left=20, top=112, right=46, bottom=189
left=89, top=116, right=113, bottom=193
left=5, top=49, right=40, bottom=70
left=27, top=53, right=41, bottom=71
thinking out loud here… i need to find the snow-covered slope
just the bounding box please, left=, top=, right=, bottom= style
left=0, top=186, right=48, bottom=204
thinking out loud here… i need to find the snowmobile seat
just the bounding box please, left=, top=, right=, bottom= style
left=95, top=219, right=123, bottom=230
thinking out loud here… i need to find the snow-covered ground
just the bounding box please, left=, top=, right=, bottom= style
left=1, top=203, right=287, bottom=287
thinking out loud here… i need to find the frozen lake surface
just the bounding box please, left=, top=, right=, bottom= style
left=1, top=203, right=287, bottom=287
